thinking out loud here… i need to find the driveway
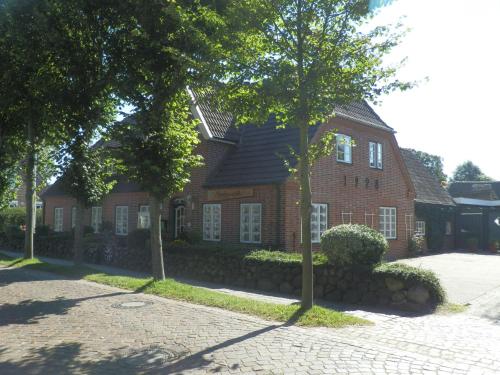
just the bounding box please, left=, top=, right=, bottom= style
left=399, top=252, right=500, bottom=321
left=1, top=265, right=500, bottom=374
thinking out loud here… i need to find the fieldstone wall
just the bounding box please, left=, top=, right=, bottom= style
left=0, top=234, right=439, bottom=312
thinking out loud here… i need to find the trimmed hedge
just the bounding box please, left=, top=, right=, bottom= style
left=373, top=263, right=446, bottom=304
left=321, top=224, right=388, bottom=268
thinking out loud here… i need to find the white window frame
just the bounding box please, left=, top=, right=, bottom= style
left=365, top=212, right=375, bottom=229
left=311, top=203, right=328, bottom=243
left=35, top=201, right=43, bottom=209
left=336, top=134, right=352, bottom=163
left=137, top=205, right=151, bottom=229
left=341, top=212, right=352, bottom=225
left=91, top=206, right=102, bottom=233
left=369, top=142, right=383, bottom=169
left=9, top=200, right=18, bottom=208
left=445, top=221, right=452, bottom=235
left=54, top=207, right=64, bottom=232
left=240, top=203, right=262, bottom=244
left=379, top=207, right=397, bottom=240
left=416, top=220, right=426, bottom=236
left=115, top=206, right=129, bottom=236
left=71, top=206, right=77, bottom=229
left=175, top=206, right=185, bottom=238
left=203, top=204, right=221, bottom=241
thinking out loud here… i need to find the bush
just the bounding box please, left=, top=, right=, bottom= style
left=408, top=234, right=425, bottom=256
left=177, top=230, right=202, bottom=244
left=320, top=224, right=388, bottom=268
left=245, top=249, right=327, bottom=265
left=36, top=225, right=51, bottom=236
left=0, top=208, right=26, bottom=232
left=373, top=263, right=446, bottom=304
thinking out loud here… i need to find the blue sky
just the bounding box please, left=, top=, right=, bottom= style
left=370, top=0, right=500, bottom=180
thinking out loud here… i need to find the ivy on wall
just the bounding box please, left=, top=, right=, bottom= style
left=415, top=203, right=455, bottom=250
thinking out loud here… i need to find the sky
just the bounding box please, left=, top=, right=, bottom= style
left=369, top=0, right=500, bottom=180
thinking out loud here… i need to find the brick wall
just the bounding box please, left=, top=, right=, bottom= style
left=282, top=117, right=415, bottom=258
left=43, top=117, right=415, bottom=258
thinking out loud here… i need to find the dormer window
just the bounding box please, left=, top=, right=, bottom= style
left=336, top=134, right=352, bottom=163
left=369, top=142, right=383, bottom=169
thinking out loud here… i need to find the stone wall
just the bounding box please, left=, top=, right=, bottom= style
left=0, top=233, right=442, bottom=312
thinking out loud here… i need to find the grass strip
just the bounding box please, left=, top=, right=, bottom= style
left=0, top=252, right=370, bottom=328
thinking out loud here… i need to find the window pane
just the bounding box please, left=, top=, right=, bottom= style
left=377, top=143, right=383, bottom=169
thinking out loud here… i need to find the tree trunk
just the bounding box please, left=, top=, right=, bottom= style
left=73, top=202, right=85, bottom=265
left=24, top=121, right=36, bottom=259
left=150, top=195, right=165, bottom=280
left=299, top=123, right=313, bottom=310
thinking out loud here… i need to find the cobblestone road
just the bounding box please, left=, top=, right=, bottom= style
left=1, top=266, right=500, bottom=374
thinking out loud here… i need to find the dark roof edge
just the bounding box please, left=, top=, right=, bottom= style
left=335, top=112, right=395, bottom=133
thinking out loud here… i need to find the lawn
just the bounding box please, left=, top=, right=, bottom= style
left=0, top=252, right=370, bottom=328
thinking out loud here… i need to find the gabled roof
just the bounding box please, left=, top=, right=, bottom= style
left=205, top=117, right=320, bottom=187
left=400, top=149, right=455, bottom=206
left=448, top=181, right=500, bottom=201
left=41, top=175, right=143, bottom=199
left=188, top=87, right=394, bottom=144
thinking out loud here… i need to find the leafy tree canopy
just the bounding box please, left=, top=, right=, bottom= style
left=406, top=148, right=447, bottom=184
left=451, top=161, right=492, bottom=182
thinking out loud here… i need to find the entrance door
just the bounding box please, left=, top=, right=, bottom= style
left=457, top=212, right=483, bottom=250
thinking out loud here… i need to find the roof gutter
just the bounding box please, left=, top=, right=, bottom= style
left=453, top=197, right=500, bottom=207
left=335, top=112, right=395, bottom=133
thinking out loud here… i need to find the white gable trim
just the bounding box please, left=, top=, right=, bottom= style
left=186, top=86, right=213, bottom=140
left=453, top=197, right=500, bottom=207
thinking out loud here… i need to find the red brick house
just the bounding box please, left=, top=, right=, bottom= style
left=42, top=91, right=416, bottom=258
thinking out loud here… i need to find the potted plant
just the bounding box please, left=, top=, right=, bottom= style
left=466, top=237, right=479, bottom=251
left=489, top=240, right=500, bottom=253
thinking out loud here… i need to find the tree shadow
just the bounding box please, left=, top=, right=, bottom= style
left=0, top=291, right=126, bottom=327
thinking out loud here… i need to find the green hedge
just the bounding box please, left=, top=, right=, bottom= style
left=373, top=263, right=446, bottom=304
left=320, top=224, right=388, bottom=268
left=0, top=207, right=42, bottom=232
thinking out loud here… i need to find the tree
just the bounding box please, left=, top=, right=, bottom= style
left=451, top=161, right=492, bottom=182
left=0, top=0, right=77, bottom=258
left=215, top=0, right=410, bottom=309
left=406, top=148, right=447, bottom=183
left=108, top=0, right=219, bottom=280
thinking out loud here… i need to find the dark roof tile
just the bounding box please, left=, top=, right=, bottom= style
left=448, top=181, right=500, bottom=200
left=400, top=149, right=455, bottom=206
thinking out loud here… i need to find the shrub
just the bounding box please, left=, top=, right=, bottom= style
left=373, top=263, right=446, bottom=304
left=177, top=230, right=202, bottom=244
left=36, top=225, right=51, bottom=236
left=245, top=249, right=328, bottom=265
left=0, top=208, right=26, bottom=232
left=408, top=234, right=425, bottom=256
left=320, top=224, right=388, bottom=268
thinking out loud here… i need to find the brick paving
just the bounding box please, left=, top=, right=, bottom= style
left=1, top=266, right=500, bottom=374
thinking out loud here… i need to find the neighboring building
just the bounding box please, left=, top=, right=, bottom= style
left=448, top=181, right=500, bottom=251
left=9, top=172, right=44, bottom=209
left=400, top=149, right=456, bottom=250
left=42, top=93, right=416, bottom=258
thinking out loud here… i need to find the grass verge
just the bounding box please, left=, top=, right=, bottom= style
left=435, top=302, right=468, bottom=314
left=0, top=252, right=370, bottom=328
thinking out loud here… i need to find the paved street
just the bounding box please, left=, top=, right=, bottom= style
left=1, top=266, right=500, bottom=374
left=399, top=252, right=500, bottom=321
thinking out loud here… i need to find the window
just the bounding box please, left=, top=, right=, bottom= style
left=54, top=208, right=63, bottom=232
left=36, top=201, right=43, bottom=209
left=203, top=204, right=221, bottom=241
left=71, top=206, right=76, bottom=228
left=336, top=134, right=352, bottom=163
left=341, top=212, right=352, bottom=224
left=115, top=206, right=128, bottom=235
left=405, top=214, right=414, bottom=240
left=365, top=212, right=375, bottom=229
left=175, top=206, right=185, bottom=238
left=379, top=207, right=397, bottom=239
left=311, top=204, right=327, bottom=243
left=369, top=142, right=383, bottom=169
left=416, top=220, right=426, bottom=236
left=91, top=206, right=102, bottom=233
left=9, top=200, right=18, bottom=208
left=445, top=221, right=452, bottom=235
left=240, top=203, right=261, bottom=243
left=138, top=205, right=150, bottom=229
